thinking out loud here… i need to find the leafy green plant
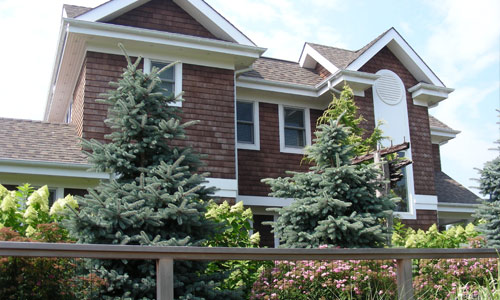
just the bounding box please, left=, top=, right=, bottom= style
left=205, top=201, right=271, bottom=297
left=391, top=221, right=479, bottom=248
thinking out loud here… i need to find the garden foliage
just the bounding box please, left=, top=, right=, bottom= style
left=475, top=128, right=500, bottom=247
left=205, top=201, right=271, bottom=298
left=0, top=184, right=101, bottom=299
left=263, top=88, right=396, bottom=248
left=251, top=225, right=498, bottom=299
left=62, top=45, right=237, bottom=299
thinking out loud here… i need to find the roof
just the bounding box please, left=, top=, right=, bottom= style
left=429, top=115, right=456, bottom=132
left=306, top=29, right=390, bottom=69
left=63, top=4, right=92, bottom=18
left=435, top=171, right=480, bottom=204
left=243, top=57, right=324, bottom=86
left=0, top=118, right=87, bottom=165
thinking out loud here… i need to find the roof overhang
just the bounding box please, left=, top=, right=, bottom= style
left=0, top=158, right=109, bottom=179
left=319, top=70, right=380, bottom=97
left=75, top=0, right=256, bottom=46
left=437, top=202, right=478, bottom=214
left=236, top=76, right=318, bottom=97
left=347, top=28, right=446, bottom=87
left=45, top=18, right=266, bottom=122
left=408, top=83, right=454, bottom=107
left=430, top=126, right=460, bottom=145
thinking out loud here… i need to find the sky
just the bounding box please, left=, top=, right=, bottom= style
left=0, top=0, right=498, bottom=195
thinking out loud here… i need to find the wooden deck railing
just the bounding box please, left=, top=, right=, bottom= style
left=0, top=241, right=497, bottom=300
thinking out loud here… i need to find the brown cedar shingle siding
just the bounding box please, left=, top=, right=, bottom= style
left=181, top=64, right=235, bottom=179
left=359, top=46, right=436, bottom=196
left=432, top=144, right=441, bottom=171
left=82, top=51, right=236, bottom=179
left=71, top=61, right=86, bottom=138
left=402, top=210, right=437, bottom=231
left=314, top=63, right=331, bottom=79
left=107, top=0, right=220, bottom=41
left=238, top=103, right=322, bottom=196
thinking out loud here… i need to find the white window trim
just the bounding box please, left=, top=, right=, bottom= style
left=278, top=104, right=311, bottom=154
left=236, top=100, right=260, bottom=151
left=144, top=58, right=183, bottom=107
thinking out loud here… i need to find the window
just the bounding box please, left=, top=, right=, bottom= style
left=236, top=100, right=260, bottom=150
left=144, top=58, right=182, bottom=107
left=393, top=151, right=409, bottom=212
left=279, top=105, right=311, bottom=154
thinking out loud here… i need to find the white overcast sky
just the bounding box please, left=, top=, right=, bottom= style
left=0, top=0, right=498, bottom=195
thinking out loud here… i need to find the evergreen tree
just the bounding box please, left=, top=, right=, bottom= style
left=315, top=84, right=384, bottom=156
left=263, top=113, right=396, bottom=248
left=475, top=112, right=500, bottom=247
left=63, top=45, right=238, bottom=299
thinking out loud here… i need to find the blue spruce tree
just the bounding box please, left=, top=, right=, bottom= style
left=63, top=45, right=239, bottom=299
left=263, top=92, right=396, bottom=248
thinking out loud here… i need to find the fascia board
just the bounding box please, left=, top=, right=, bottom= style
left=317, top=70, right=380, bottom=96
left=76, top=0, right=150, bottom=22
left=437, top=203, right=478, bottom=213
left=236, top=76, right=318, bottom=97
left=44, top=20, right=69, bottom=121
left=174, top=0, right=257, bottom=46
left=66, top=19, right=266, bottom=58
left=409, top=82, right=454, bottom=107
left=346, top=28, right=445, bottom=87
left=0, top=159, right=109, bottom=179
left=430, top=126, right=461, bottom=136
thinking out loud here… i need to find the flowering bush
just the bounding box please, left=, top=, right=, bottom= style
left=0, top=184, right=105, bottom=299
left=251, top=224, right=498, bottom=299
left=250, top=257, right=397, bottom=299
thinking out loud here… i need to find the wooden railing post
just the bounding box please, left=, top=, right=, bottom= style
left=157, top=258, right=174, bottom=300
left=397, top=258, right=414, bottom=300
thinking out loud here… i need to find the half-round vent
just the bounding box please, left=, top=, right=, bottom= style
left=374, top=70, right=404, bottom=105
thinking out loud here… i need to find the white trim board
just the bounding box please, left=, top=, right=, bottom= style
left=204, top=178, right=238, bottom=198
left=236, top=100, right=260, bottom=151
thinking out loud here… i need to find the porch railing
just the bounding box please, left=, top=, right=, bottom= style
left=0, top=241, right=497, bottom=300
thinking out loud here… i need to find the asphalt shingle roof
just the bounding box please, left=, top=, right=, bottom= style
left=0, top=118, right=87, bottom=165
left=63, top=4, right=92, bottom=18
left=307, top=29, right=390, bottom=69
left=242, top=57, right=324, bottom=86
left=435, top=171, right=480, bottom=204
left=429, top=115, right=456, bottom=132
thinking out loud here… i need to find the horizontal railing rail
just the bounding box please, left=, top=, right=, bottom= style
left=0, top=241, right=498, bottom=300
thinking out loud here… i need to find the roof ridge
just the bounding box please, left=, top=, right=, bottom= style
left=306, top=42, right=355, bottom=53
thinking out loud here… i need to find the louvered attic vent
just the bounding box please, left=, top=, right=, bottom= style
left=374, top=70, right=404, bottom=105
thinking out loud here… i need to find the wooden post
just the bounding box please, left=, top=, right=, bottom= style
left=374, top=151, right=393, bottom=245
left=397, top=258, right=414, bottom=300
left=157, top=258, right=174, bottom=300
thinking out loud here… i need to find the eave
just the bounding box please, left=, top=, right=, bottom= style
left=430, top=126, right=460, bottom=145
left=408, top=83, right=455, bottom=108
left=45, top=19, right=266, bottom=122
left=0, top=158, right=109, bottom=179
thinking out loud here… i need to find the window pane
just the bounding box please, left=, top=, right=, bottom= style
left=285, top=128, right=305, bottom=147
left=159, top=81, right=174, bottom=96
left=237, top=102, right=253, bottom=122
left=284, top=108, right=304, bottom=128
left=152, top=62, right=174, bottom=80
left=393, top=152, right=409, bottom=212
left=237, top=123, right=254, bottom=143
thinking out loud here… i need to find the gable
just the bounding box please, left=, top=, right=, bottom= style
left=106, top=0, right=220, bottom=40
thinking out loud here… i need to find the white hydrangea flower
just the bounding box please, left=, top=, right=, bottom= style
left=23, top=205, right=38, bottom=221
left=25, top=225, right=36, bottom=237
left=0, top=184, right=8, bottom=199
left=1, top=191, right=17, bottom=212
left=49, top=194, right=78, bottom=216
left=27, top=185, right=49, bottom=213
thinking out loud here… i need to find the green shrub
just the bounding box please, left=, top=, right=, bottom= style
left=205, top=201, right=271, bottom=297
left=392, top=222, right=479, bottom=248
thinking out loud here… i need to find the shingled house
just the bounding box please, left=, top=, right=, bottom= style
left=0, top=0, right=478, bottom=246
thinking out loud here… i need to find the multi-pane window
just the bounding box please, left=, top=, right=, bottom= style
left=284, top=108, right=305, bottom=148
left=151, top=61, right=175, bottom=97
left=237, top=101, right=254, bottom=144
